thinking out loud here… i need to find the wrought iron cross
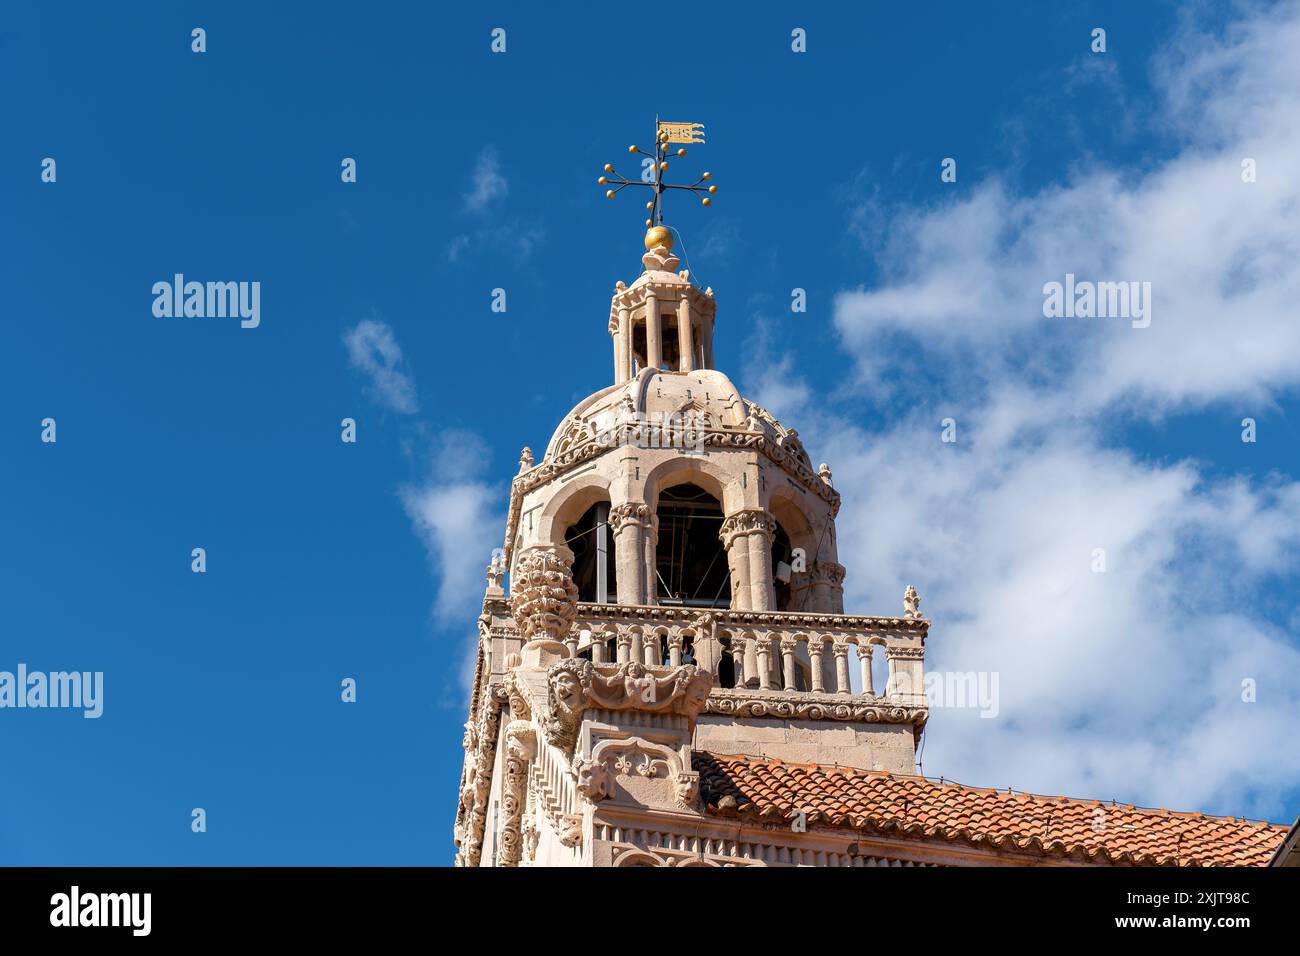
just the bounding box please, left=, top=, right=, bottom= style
left=597, top=118, right=718, bottom=231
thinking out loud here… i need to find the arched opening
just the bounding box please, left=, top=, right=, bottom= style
left=770, top=523, right=794, bottom=611
left=565, top=502, right=617, bottom=604
left=654, top=484, right=730, bottom=608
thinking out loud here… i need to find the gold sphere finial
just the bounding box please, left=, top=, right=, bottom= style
left=644, top=224, right=674, bottom=252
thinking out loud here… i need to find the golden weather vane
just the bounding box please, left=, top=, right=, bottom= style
left=597, top=118, right=718, bottom=251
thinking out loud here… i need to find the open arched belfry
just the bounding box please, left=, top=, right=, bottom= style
left=452, top=126, right=1291, bottom=868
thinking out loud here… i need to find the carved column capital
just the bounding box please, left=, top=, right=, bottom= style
left=718, top=508, right=776, bottom=550
left=811, top=560, right=847, bottom=588
left=609, top=502, right=653, bottom=537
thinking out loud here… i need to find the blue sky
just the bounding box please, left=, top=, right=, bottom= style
left=3, top=1, right=1298, bottom=865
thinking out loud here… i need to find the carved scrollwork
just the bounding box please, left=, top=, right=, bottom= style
left=704, top=688, right=927, bottom=725
left=498, top=720, right=537, bottom=867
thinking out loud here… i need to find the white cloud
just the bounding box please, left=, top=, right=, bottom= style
left=746, top=3, right=1300, bottom=820
left=463, top=146, right=508, bottom=213
left=400, top=432, right=504, bottom=691
left=343, top=318, right=419, bottom=414
left=835, top=5, right=1300, bottom=417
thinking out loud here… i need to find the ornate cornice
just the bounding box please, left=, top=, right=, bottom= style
left=705, top=688, right=927, bottom=726
left=567, top=602, right=929, bottom=637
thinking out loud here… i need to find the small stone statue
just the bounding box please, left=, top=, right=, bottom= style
left=903, top=584, right=921, bottom=619
left=486, top=549, right=507, bottom=593
left=518, top=446, right=534, bottom=473
left=818, top=462, right=833, bottom=486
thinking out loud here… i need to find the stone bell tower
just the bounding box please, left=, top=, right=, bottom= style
left=453, top=123, right=930, bottom=867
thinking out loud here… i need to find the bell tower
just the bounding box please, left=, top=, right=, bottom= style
left=609, top=234, right=717, bottom=381
left=453, top=121, right=931, bottom=867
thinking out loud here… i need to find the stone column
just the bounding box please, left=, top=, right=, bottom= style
left=719, top=509, right=776, bottom=612
left=729, top=634, right=749, bottom=688
left=832, top=640, right=852, bottom=694
left=645, top=292, right=661, bottom=370
left=754, top=635, right=774, bottom=690
left=723, top=533, right=750, bottom=610
left=677, top=297, right=694, bottom=372
left=643, top=630, right=660, bottom=665
left=745, top=636, right=763, bottom=689
left=807, top=639, right=825, bottom=692
left=780, top=638, right=798, bottom=691
left=642, top=513, right=658, bottom=605
left=809, top=560, right=846, bottom=613
left=746, top=524, right=776, bottom=612
left=667, top=632, right=684, bottom=666
left=609, top=503, right=651, bottom=606
left=857, top=642, right=876, bottom=696
left=616, top=305, right=631, bottom=382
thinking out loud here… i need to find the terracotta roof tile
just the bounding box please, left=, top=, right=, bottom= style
left=694, top=752, right=1289, bottom=867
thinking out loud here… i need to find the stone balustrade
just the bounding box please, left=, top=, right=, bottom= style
left=566, top=602, right=928, bottom=708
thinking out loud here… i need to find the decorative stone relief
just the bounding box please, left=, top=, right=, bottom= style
left=543, top=659, right=714, bottom=748
left=509, top=547, right=578, bottom=642
left=704, top=688, right=925, bottom=725
left=608, top=502, right=653, bottom=537
left=499, top=720, right=537, bottom=867
left=579, top=737, right=701, bottom=813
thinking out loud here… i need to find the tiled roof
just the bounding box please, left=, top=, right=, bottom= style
left=694, top=752, right=1289, bottom=867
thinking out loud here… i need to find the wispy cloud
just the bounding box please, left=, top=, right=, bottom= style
left=463, top=146, right=508, bottom=213
left=400, top=430, right=504, bottom=691
left=449, top=146, right=543, bottom=264
left=343, top=317, right=419, bottom=414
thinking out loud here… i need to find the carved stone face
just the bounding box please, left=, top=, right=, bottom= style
left=551, top=669, right=583, bottom=714
left=685, top=677, right=711, bottom=710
